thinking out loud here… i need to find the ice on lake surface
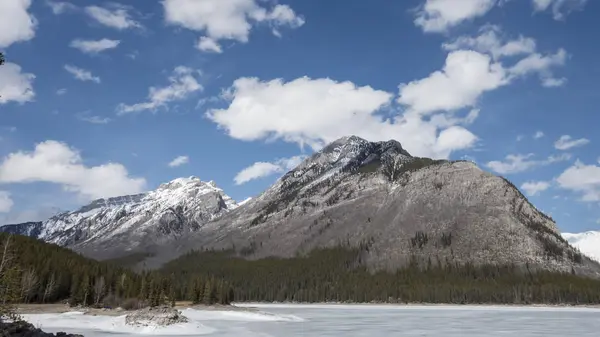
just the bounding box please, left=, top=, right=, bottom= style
left=23, top=304, right=600, bottom=336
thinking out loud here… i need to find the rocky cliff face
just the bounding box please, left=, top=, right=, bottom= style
left=145, top=136, right=598, bottom=276
left=1, top=177, right=238, bottom=260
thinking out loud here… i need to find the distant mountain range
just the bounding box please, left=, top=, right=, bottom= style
left=2, top=136, right=599, bottom=276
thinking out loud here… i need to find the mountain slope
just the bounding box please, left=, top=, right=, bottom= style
left=144, top=136, right=598, bottom=276
left=562, top=231, right=600, bottom=263
left=1, top=177, right=238, bottom=260
left=4, top=136, right=598, bottom=277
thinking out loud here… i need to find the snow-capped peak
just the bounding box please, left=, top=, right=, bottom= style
left=29, top=176, right=238, bottom=251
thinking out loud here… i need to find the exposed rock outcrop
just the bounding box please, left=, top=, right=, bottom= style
left=124, top=306, right=188, bottom=327
left=0, top=320, right=82, bottom=337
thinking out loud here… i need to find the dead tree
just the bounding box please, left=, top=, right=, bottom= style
left=42, top=273, right=57, bottom=303
left=94, top=276, right=105, bottom=305
left=20, top=268, right=39, bottom=303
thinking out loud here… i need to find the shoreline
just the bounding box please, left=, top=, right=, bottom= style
left=16, top=301, right=600, bottom=316
left=235, top=302, right=600, bottom=309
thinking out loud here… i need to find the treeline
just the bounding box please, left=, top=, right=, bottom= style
left=0, top=233, right=232, bottom=315
left=161, top=247, right=600, bottom=305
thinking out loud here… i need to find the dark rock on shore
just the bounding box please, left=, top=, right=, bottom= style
left=0, top=320, right=83, bottom=337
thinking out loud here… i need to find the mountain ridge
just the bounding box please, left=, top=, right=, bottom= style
left=2, top=136, right=598, bottom=276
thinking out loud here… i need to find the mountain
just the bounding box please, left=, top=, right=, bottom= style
left=142, top=136, right=599, bottom=276
left=1, top=176, right=238, bottom=260
left=3, top=136, right=599, bottom=276
left=562, top=231, right=600, bottom=263
left=0, top=221, right=43, bottom=238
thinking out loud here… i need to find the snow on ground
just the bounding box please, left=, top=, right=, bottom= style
left=22, top=305, right=600, bottom=336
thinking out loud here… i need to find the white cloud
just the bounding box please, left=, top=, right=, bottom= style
left=0, top=0, right=36, bottom=48
left=84, top=5, right=141, bottom=30
left=168, top=156, right=189, bottom=168
left=64, top=65, right=101, bottom=83
left=0, top=191, right=13, bottom=213
left=556, top=160, right=600, bottom=202
left=414, top=0, right=497, bottom=33
left=0, top=140, right=146, bottom=201
left=486, top=152, right=570, bottom=174
left=516, top=135, right=524, bottom=142
left=234, top=155, right=306, bottom=185
left=534, top=131, right=545, bottom=139
left=207, top=75, right=480, bottom=159
left=56, top=88, right=67, bottom=95
left=76, top=111, right=111, bottom=124
left=197, top=36, right=223, bottom=53
left=46, top=1, right=77, bottom=15
left=443, top=25, right=536, bottom=60
left=398, top=50, right=508, bottom=115
left=532, top=0, right=588, bottom=20
left=521, top=181, right=551, bottom=196
left=444, top=25, right=568, bottom=87
left=554, top=135, right=590, bottom=150
left=0, top=63, right=36, bottom=104
left=508, top=48, right=567, bottom=86
left=70, top=38, right=120, bottom=54
left=117, top=66, right=202, bottom=114
left=163, top=0, right=304, bottom=51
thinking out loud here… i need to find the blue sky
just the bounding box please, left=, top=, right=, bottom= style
left=0, top=0, right=598, bottom=233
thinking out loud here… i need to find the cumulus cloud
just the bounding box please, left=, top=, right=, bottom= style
left=70, top=38, right=120, bottom=54
left=0, top=0, right=36, bottom=48
left=163, top=0, right=304, bottom=51
left=0, top=191, right=13, bottom=213
left=208, top=75, right=481, bottom=159
left=46, top=1, right=77, bottom=15
left=486, top=153, right=571, bottom=174
left=509, top=48, right=567, bottom=87
left=0, top=140, right=146, bottom=201
left=414, top=0, right=496, bottom=33
left=397, top=50, right=508, bottom=115
left=443, top=25, right=536, bottom=60
left=532, top=0, right=588, bottom=20
left=197, top=36, right=223, bottom=53
left=444, top=26, right=568, bottom=87
left=0, top=63, right=36, bottom=104
left=117, top=66, right=202, bottom=114
left=234, top=155, right=306, bottom=185
left=64, top=65, right=101, bottom=83
left=556, top=160, right=600, bottom=202
left=84, top=4, right=141, bottom=30
left=554, top=135, right=590, bottom=150
left=168, top=156, right=189, bottom=168
left=521, top=181, right=551, bottom=196
left=534, top=131, right=545, bottom=139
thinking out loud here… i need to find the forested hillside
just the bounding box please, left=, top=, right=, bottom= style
left=2, top=232, right=600, bottom=309
left=161, top=246, right=600, bottom=305
left=0, top=233, right=232, bottom=314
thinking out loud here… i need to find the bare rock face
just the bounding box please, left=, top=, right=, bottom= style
left=147, top=136, right=600, bottom=276
left=125, top=306, right=188, bottom=327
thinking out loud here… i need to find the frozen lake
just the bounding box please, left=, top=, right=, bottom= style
left=23, top=303, right=600, bottom=336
